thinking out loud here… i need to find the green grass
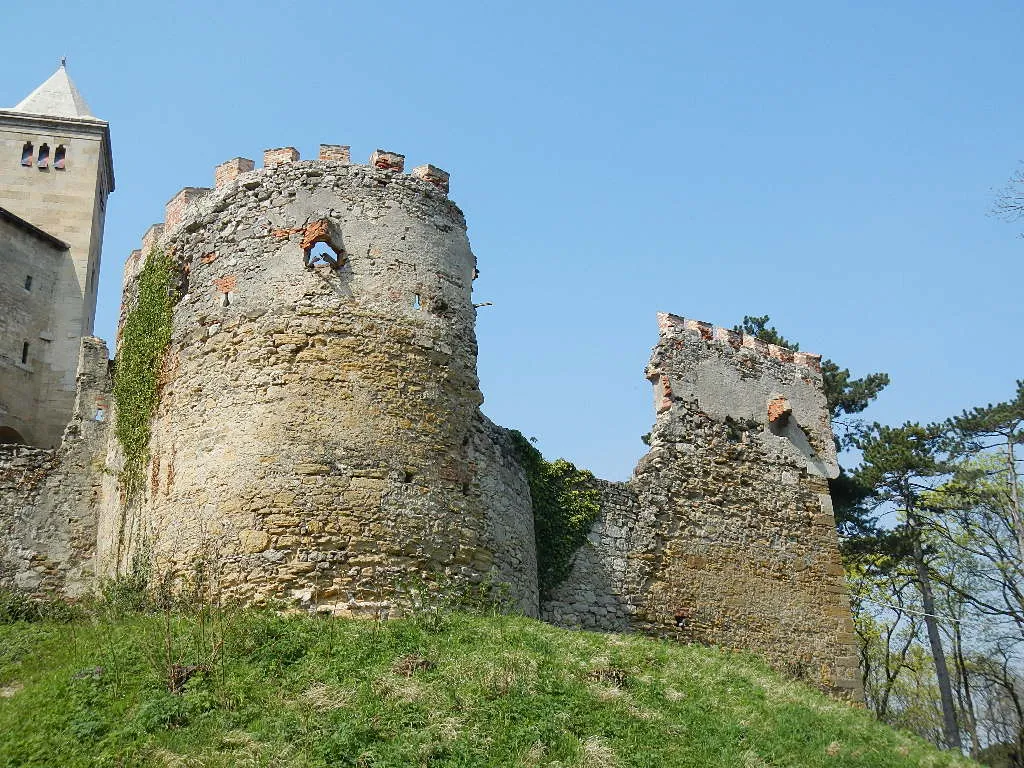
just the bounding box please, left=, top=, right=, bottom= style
left=0, top=608, right=976, bottom=767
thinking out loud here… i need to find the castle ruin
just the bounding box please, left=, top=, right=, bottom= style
left=0, top=67, right=861, bottom=699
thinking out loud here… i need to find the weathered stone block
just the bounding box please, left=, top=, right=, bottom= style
left=263, top=147, right=299, bottom=168
left=215, top=157, right=255, bottom=187
left=369, top=149, right=405, bottom=172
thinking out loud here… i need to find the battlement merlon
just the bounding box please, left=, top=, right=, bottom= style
left=655, top=312, right=822, bottom=371
left=647, top=312, right=839, bottom=479
left=165, top=187, right=212, bottom=231
left=215, top=157, right=255, bottom=187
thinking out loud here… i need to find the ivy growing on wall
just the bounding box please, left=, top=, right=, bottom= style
left=508, top=430, right=602, bottom=599
left=112, top=249, right=177, bottom=503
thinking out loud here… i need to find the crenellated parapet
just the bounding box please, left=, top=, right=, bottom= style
left=129, top=142, right=454, bottom=262
left=654, top=312, right=822, bottom=371
left=644, top=311, right=838, bottom=479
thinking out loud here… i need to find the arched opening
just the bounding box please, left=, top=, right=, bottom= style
left=37, top=143, right=50, bottom=169
left=20, top=142, right=33, bottom=166
left=304, top=241, right=343, bottom=269
left=0, top=427, right=26, bottom=445
left=54, top=145, right=66, bottom=170
left=300, top=219, right=346, bottom=270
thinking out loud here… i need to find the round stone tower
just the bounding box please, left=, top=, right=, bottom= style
left=100, top=145, right=538, bottom=615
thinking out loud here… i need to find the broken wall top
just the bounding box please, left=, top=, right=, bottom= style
left=647, top=312, right=839, bottom=479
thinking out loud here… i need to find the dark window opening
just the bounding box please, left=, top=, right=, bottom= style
left=54, top=145, right=66, bottom=170
left=37, top=143, right=50, bottom=169
left=303, top=241, right=343, bottom=269
left=24, top=275, right=32, bottom=291
left=20, top=142, right=33, bottom=167
left=21, top=342, right=29, bottom=365
left=89, top=267, right=96, bottom=293
left=220, top=293, right=231, bottom=307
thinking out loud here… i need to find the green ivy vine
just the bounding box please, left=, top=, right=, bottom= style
left=508, top=430, right=602, bottom=599
left=112, top=249, right=177, bottom=502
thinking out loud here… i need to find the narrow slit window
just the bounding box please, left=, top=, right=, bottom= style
left=54, top=145, right=66, bottom=170
left=21, top=342, right=29, bottom=365
left=413, top=294, right=421, bottom=310
left=90, top=267, right=96, bottom=293
left=24, top=275, right=32, bottom=291
left=21, top=142, right=33, bottom=166
left=37, top=143, right=50, bottom=169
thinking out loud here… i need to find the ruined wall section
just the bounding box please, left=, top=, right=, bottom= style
left=466, top=416, right=538, bottom=609
left=0, top=336, right=111, bottom=596
left=99, top=147, right=539, bottom=615
left=543, top=314, right=860, bottom=698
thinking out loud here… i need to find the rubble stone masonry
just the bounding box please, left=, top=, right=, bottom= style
left=0, top=147, right=860, bottom=699
left=99, top=152, right=539, bottom=617
left=541, top=314, right=861, bottom=698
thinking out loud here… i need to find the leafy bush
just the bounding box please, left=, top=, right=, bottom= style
left=508, top=430, right=602, bottom=598
left=0, top=589, right=85, bottom=624
left=0, top=589, right=37, bottom=623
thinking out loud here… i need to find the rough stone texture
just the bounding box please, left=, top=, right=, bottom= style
left=318, top=145, right=351, bottom=164
left=214, top=158, right=255, bottom=188
left=411, top=165, right=450, bottom=194
left=164, top=187, right=211, bottom=231
left=541, top=313, right=861, bottom=699
left=263, top=147, right=299, bottom=168
left=100, top=155, right=540, bottom=616
left=369, top=150, right=405, bottom=173
left=0, top=78, right=114, bottom=446
left=0, top=138, right=861, bottom=700
left=0, top=336, right=110, bottom=596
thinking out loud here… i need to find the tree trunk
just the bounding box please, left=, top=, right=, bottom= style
left=909, top=511, right=963, bottom=750
left=1007, top=436, right=1024, bottom=559
left=951, top=616, right=980, bottom=756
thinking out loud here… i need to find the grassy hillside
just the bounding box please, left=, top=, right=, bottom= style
left=0, top=602, right=976, bottom=767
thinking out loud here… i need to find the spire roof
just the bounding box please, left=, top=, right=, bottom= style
left=10, top=62, right=97, bottom=119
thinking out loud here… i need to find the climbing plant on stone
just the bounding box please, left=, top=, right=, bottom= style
left=112, top=249, right=177, bottom=503
left=509, top=430, right=602, bottom=599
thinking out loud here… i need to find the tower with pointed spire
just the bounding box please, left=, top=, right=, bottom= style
left=0, top=62, right=114, bottom=447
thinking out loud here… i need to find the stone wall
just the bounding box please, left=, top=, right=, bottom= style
left=542, top=314, right=861, bottom=699
left=0, top=212, right=67, bottom=446
left=0, top=336, right=110, bottom=597
left=98, top=148, right=540, bottom=616
left=0, top=138, right=863, bottom=700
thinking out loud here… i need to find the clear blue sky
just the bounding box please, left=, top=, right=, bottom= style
left=5, top=1, right=1022, bottom=480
